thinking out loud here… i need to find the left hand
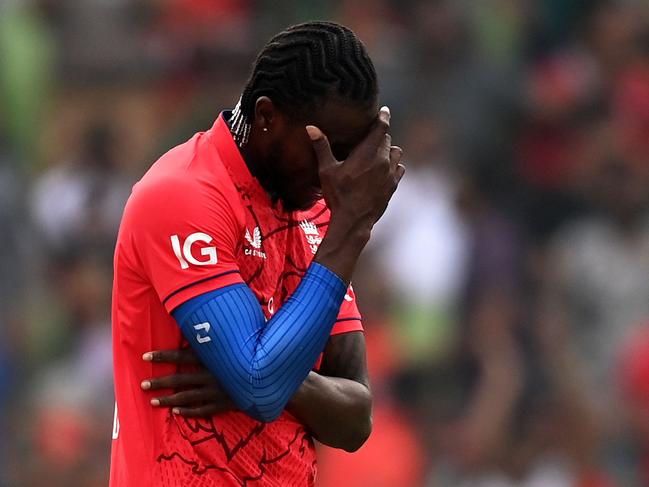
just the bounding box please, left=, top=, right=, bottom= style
left=141, top=349, right=237, bottom=417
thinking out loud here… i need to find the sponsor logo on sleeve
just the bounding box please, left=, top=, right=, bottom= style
left=193, top=322, right=212, bottom=343
left=170, top=232, right=218, bottom=269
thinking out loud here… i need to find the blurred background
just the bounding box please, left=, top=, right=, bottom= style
left=1, top=0, right=649, bottom=486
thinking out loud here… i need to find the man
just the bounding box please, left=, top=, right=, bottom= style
left=110, top=21, right=404, bottom=486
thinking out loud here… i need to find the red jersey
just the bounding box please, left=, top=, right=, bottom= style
left=110, top=114, right=362, bottom=486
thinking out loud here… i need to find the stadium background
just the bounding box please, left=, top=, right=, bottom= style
left=1, top=1, right=649, bottom=485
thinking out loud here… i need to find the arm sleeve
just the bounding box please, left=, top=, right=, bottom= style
left=172, top=261, right=347, bottom=422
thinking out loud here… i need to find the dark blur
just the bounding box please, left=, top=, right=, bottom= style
left=2, top=1, right=649, bottom=486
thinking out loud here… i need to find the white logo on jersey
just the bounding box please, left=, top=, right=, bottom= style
left=244, top=227, right=267, bottom=259
left=299, top=220, right=322, bottom=254
left=170, top=232, right=218, bottom=269
left=112, top=402, right=120, bottom=439
left=245, top=227, right=262, bottom=248
left=193, top=322, right=212, bottom=343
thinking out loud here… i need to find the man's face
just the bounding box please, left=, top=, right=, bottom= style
left=264, top=99, right=378, bottom=211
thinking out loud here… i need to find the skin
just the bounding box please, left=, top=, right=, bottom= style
left=143, top=332, right=370, bottom=452
left=141, top=94, right=404, bottom=452
left=240, top=96, right=382, bottom=212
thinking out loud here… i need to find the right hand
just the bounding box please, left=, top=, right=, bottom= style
left=141, top=349, right=237, bottom=418
left=306, top=106, right=405, bottom=233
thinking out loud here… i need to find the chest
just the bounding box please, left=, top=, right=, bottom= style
left=235, top=201, right=328, bottom=318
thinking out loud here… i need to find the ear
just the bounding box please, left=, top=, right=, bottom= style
left=254, top=96, right=282, bottom=132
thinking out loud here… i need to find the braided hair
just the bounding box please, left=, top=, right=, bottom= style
left=230, top=21, right=378, bottom=146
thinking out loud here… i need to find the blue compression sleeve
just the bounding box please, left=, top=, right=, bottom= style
left=172, top=262, right=347, bottom=422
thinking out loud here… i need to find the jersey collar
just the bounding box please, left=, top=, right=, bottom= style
left=208, top=112, right=272, bottom=207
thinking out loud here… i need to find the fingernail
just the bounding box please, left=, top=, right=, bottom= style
left=380, top=106, right=390, bottom=116
left=172, top=408, right=180, bottom=415
left=150, top=398, right=160, bottom=406
left=305, top=125, right=321, bottom=140
left=142, top=352, right=153, bottom=361
left=141, top=380, right=151, bottom=390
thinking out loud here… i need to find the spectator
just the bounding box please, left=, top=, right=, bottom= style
left=31, top=120, right=131, bottom=252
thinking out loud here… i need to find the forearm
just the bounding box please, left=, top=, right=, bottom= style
left=287, top=371, right=372, bottom=452
left=173, top=263, right=346, bottom=422
left=315, top=218, right=370, bottom=284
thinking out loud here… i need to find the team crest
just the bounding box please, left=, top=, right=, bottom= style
left=299, top=221, right=322, bottom=254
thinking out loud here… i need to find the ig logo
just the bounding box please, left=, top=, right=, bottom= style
left=171, top=232, right=218, bottom=269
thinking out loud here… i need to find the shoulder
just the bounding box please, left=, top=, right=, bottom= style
left=122, top=138, right=244, bottom=233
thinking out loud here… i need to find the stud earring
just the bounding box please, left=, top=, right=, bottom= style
left=262, top=128, right=268, bottom=132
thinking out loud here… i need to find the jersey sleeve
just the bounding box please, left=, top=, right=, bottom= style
left=312, top=283, right=363, bottom=371
left=123, top=176, right=244, bottom=313
left=331, top=284, right=363, bottom=335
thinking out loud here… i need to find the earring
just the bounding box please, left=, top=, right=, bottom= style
left=262, top=128, right=268, bottom=132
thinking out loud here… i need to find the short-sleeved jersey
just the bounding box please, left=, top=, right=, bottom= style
left=110, top=113, right=362, bottom=487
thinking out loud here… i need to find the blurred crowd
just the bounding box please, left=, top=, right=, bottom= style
left=1, top=1, right=649, bottom=486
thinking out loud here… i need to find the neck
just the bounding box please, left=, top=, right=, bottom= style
left=226, top=109, right=281, bottom=203
left=238, top=138, right=281, bottom=203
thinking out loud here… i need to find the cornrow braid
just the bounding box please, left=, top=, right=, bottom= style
left=229, top=21, right=378, bottom=147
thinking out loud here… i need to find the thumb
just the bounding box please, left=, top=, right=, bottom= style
left=395, top=163, right=406, bottom=182
left=306, top=125, right=336, bottom=167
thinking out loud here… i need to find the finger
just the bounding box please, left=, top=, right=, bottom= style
left=386, top=144, right=401, bottom=170
left=379, top=105, right=391, bottom=125
left=377, top=132, right=392, bottom=162
left=389, top=146, right=403, bottom=165
left=306, top=125, right=337, bottom=167
left=364, top=106, right=391, bottom=151
left=142, top=371, right=214, bottom=391
left=395, top=163, right=406, bottom=182
left=173, top=404, right=233, bottom=418
left=143, top=349, right=200, bottom=365
left=151, top=388, right=220, bottom=407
